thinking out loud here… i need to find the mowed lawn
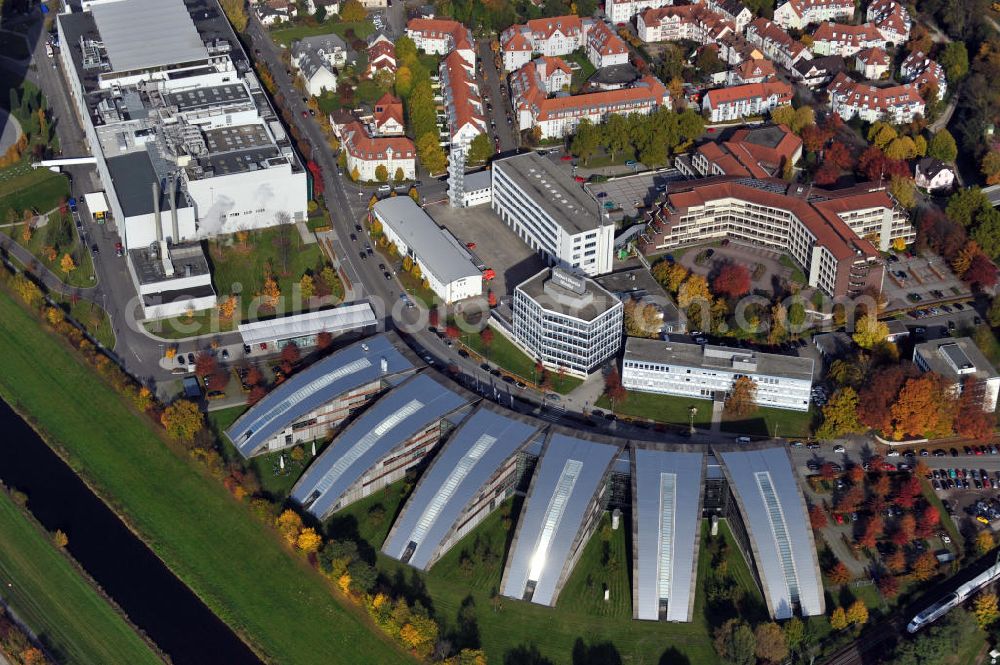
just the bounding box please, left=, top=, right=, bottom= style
left=595, top=390, right=713, bottom=427
left=0, top=166, right=70, bottom=221
left=333, top=482, right=722, bottom=665
left=270, top=20, right=374, bottom=46
left=0, top=491, right=163, bottom=665
left=460, top=330, right=583, bottom=395
left=720, top=405, right=816, bottom=438
left=0, top=293, right=408, bottom=665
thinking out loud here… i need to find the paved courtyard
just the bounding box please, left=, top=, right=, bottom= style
left=677, top=241, right=797, bottom=296
left=424, top=201, right=546, bottom=297
left=882, top=251, right=971, bottom=312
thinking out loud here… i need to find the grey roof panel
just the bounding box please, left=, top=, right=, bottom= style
left=717, top=447, right=824, bottom=619
left=92, top=0, right=208, bottom=72
left=291, top=372, right=472, bottom=519
left=632, top=446, right=704, bottom=622
left=382, top=405, right=539, bottom=569
left=371, top=197, right=481, bottom=287
left=501, top=431, right=621, bottom=606
left=225, top=333, right=415, bottom=457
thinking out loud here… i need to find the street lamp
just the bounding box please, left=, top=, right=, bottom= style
left=689, top=406, right=698, bottom=436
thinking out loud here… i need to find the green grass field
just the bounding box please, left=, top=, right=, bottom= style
left=0, top=489, right=163, bottom=665
left=63, top=298, right=115, bottom=349
left=331, top=481, right=726, bottom=664
left=459, top=330, right=583, bottom=394
left=0, top=167, right=70, bottom=225
left=11, top=210, right=96, bottom=289
left=271, top=20, right=374, bottom=46
left=720, top=405, right=816, bottom=438
left=595, top=390, right=713, bottom=427
left=0, top=292, right=409, bottom=665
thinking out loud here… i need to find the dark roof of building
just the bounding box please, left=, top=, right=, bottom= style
left=916, top=157, right=952, bottom=179
left=105, top=152, right=185, bottom=217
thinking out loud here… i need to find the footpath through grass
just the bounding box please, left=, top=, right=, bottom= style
left=0, top=292, right=407, bottom=665
left=0, top=489, right=163, bottom=665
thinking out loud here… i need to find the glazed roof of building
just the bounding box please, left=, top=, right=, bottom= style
left=225, top=332, right=417, bottom=457
left=914, top=337, right=1000, bottom=382
left=382, top=405, right=541, bottom=570
left=501, top=430, right=622, bottom=606
left=493, top=152, right=604, bottom=234
left=623, top=337, right=815, bottom=381
left=631, top=444, right=704, bottom=622
left=516, top=268, right=622, bottom=323
left=91, top=0, right=208, bottom=73
left=657, top=176, right=886, bottom=261
left=291, top=372, right=474, bottom=519
left=717, top=446, right=824, bottom=619
left=371, top=197, right=481, bottom=285
left=237, top=303, right=379, bottom=346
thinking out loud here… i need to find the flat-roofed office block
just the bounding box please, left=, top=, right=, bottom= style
left=631, top=444, right=705, bottom=622
left=291, top=373, right=474, bottom=520
left=225, top=332, right=418, bottom=458
left=383, top=405, right=542, bottom=570
left=501, top=430, right=622, bottom=606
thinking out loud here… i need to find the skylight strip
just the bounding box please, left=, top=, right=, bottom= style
left=527, top=458, right=583, bottom=583
left=755, top=471, right=800, bottom=604
left=657, top=473, right=677, bottom=604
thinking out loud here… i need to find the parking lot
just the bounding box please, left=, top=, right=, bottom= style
left=882, top=251, right=971, bottom=312
left=583, top=168, right=687, bottom=221
left=425, top=202, right=546, bottom=296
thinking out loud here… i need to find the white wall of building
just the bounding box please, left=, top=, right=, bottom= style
left=185, top=163, right=308, bottom=237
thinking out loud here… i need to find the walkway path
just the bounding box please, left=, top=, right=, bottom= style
left=294, top=221, right=316, bottom=245
left=0, top=230, right=99, bottom=300
left=710, top=401, right=724, bottom=434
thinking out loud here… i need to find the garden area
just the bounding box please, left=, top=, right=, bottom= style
left=459, top=327, right=583, bottom=394
left=594, top=389, right=712, bottom=428
left=11, top=208, right=95, bottom=289
left=270, top=20, right=374, bottom=46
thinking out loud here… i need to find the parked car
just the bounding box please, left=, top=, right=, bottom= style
left=735, top=436, right=751, bottom=444
left=833, top=445, right=846, bottom=453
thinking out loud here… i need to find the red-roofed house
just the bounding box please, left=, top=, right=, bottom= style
left=774, top=0, right=854, bottom=30
left=605, top=0, right=671, bottom=24
left=702, top=81, right=793, bottom=123
left=342, top=121, right=416, bottom=182
left=854, top=47, right=890, bottom=80
left=639, top=176, right=913, bottom=296
left=367, top=33, right=396, bottom=77
left=866, top=0, right=911, bottom=46
left=586, top=21, right=629, bottom=69
left=681, top=124, right=802, bottom=179
left=372, top=92, right=404, bottom=136
left=745, top=18, right=812, bottom=70
left=728, top=58, right=776, bottom=85
left=440, top=50, right=488, bottom=146
left=811, top=22, right=884, bottom=58
left=637, top=5, right=735, bottom=45
left=501, top=15, right=595, bottom=72
left=826, top=72, right=925, bottom=123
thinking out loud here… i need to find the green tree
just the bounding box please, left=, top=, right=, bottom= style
left=972, top=208, right=1000, bottom=259
left=946, top=186, right=991, bottom=227
left=868, top=122, right=897, bottom=149
left=713, top=619, right=756, bottom=665
left=694, top=46, right=725, bottom=75
left=982, top=151, right=1000, bottom=185
left=817, top=388, right=865, bottom=439
left=940, top=42, right=969, bottom=82
left=467, top=132, right=493, bottom=164
left=889, top=175, right=916, bottom=209
left=416, top=133, right=447, bottom=174
left=787, top=302, right=806, bottom=328
left=395, top=36, right=417, bottom=68
left=603, top=113, right=630, bottom=160
left=784, top=617, right=805, bottom=654
left=754, top=622, right=789, bottom=664
left=853, top=314, right=889, bottom=349
left=927, top=129, right=958, bottom=162
left=884, top=136, right=917, bottom=160
left=394, top=167, right=405, bottom=183
left=219, top=0, right=248, bottom=32
left=974, top=592, right=1000, bottom=628
left=340, top=0, right=367, bottom=22
left=375, top=164, right=389, bottom=182
left=571, top=118, right=600, bottom=165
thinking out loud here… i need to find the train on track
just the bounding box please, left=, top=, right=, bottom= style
left=907, top=557, right=1000, bottom=632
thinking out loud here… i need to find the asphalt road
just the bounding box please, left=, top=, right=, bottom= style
left=475, top=40, right=517, bottom=153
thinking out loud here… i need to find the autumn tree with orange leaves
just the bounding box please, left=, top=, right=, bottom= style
left=889, top=373, right=956, bottom=440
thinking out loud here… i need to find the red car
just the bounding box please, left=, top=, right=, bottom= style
left=560, top=155, right=573, bottom=161
left=574, top=176, right=586, bottom=183
left=707, top=127, right=717, bottom=133
left=301, top=110, right=308, bottom=118
left=114, top=241, right=124, bottom=257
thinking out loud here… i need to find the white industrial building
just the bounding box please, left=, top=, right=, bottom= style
left=621, top=338, right=814, bottom=411
left=509, top=268, right=623, bottom=377
left=492, top=153, right=615, bottom=276
left=370, top=197, right=483, bottom=304
left=914, top=338, right=1000, bottom=413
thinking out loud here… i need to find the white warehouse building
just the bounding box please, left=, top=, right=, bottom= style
left=621, top=338, right=814, bottom=411
left=492, top=152, right=615, bottom=277
left=370, top=197, right=483, bottom=304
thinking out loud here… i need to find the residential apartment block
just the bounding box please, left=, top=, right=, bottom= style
left=639, top=176, right=915, bottom=297
left=291, top=34, right=352, bottom=96
left=622, top=338, right=814, bottom=411
left=501, top=15, right=590, bottom=72
left=790, top=55, right=846, bottom=88
left=372, top=93, right=404, bottom=136
left=826, top=72, right=925, bottom=123
left=745, top=18, right=813, bottom=70
left=900, top=51, right=947, bottom=99
left=367, top=32, right=397, bottom=76
left=440, top=50, right=488, bottom=147
left=810, top=22, right=883, bottom=58
left=605, top=0, right=672, bottom=25
left=679, top=124, right=802, bottom=179
left=702, top=82, right=794, bottom=123
left=637, top=4, right=735, bottom=45
left=773, top=0, right=854, bottom=30
left=854, top=47, right=891, bottom=80
left=727, top=59, right=777, bottom=85
left=511, top=268, right=624, bottom=377
left=866, top=0, right=911, bottom=45
left=492, top=152, right=615, bottom=276
left=406, top=18, right=475, bottom=59
left=704, top=0, right=753, bottom=31
left=341, top=121, right=415, bottom=182
left=586, top=21, right=630, bottom=69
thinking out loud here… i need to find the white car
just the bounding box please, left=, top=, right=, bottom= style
left=940, top=533, right=952, bottom=544
left=886, top=450, right=901, bottom=457
left=833, top=445, right=846, bottom=454
left=736, top=436, right=751, bottom=445
left=377, top=184, right=391, bottom=192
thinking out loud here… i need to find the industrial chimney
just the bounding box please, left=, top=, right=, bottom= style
left=169, top=175, right=180, bottom=244
left=152, top=180, right=163, bottom=243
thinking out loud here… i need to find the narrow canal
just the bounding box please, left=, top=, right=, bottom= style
left=0, top=399, right=262, bottom=665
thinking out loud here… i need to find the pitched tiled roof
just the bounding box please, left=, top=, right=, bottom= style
left=441, top=50, right=487, bottom=136
left=827, top=72, right=924, bottom=113
left=342, top=121, right=416, bottom=161
left=735, top=58, right=776, bottom=80
left=587, top=21, right=628, bottom=57
left=781, top=0, right=854, bottom=18
left=812, top=22, right=883, bottom=48
left=373, top=92, right=404, bottom=129
left=747, top=18, right=808, bottom=60
left=855, top=46, right=890, bottom=66
left=703, top=81, right=793, bottom=107
left=525, top=14, right=585, bottom=39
